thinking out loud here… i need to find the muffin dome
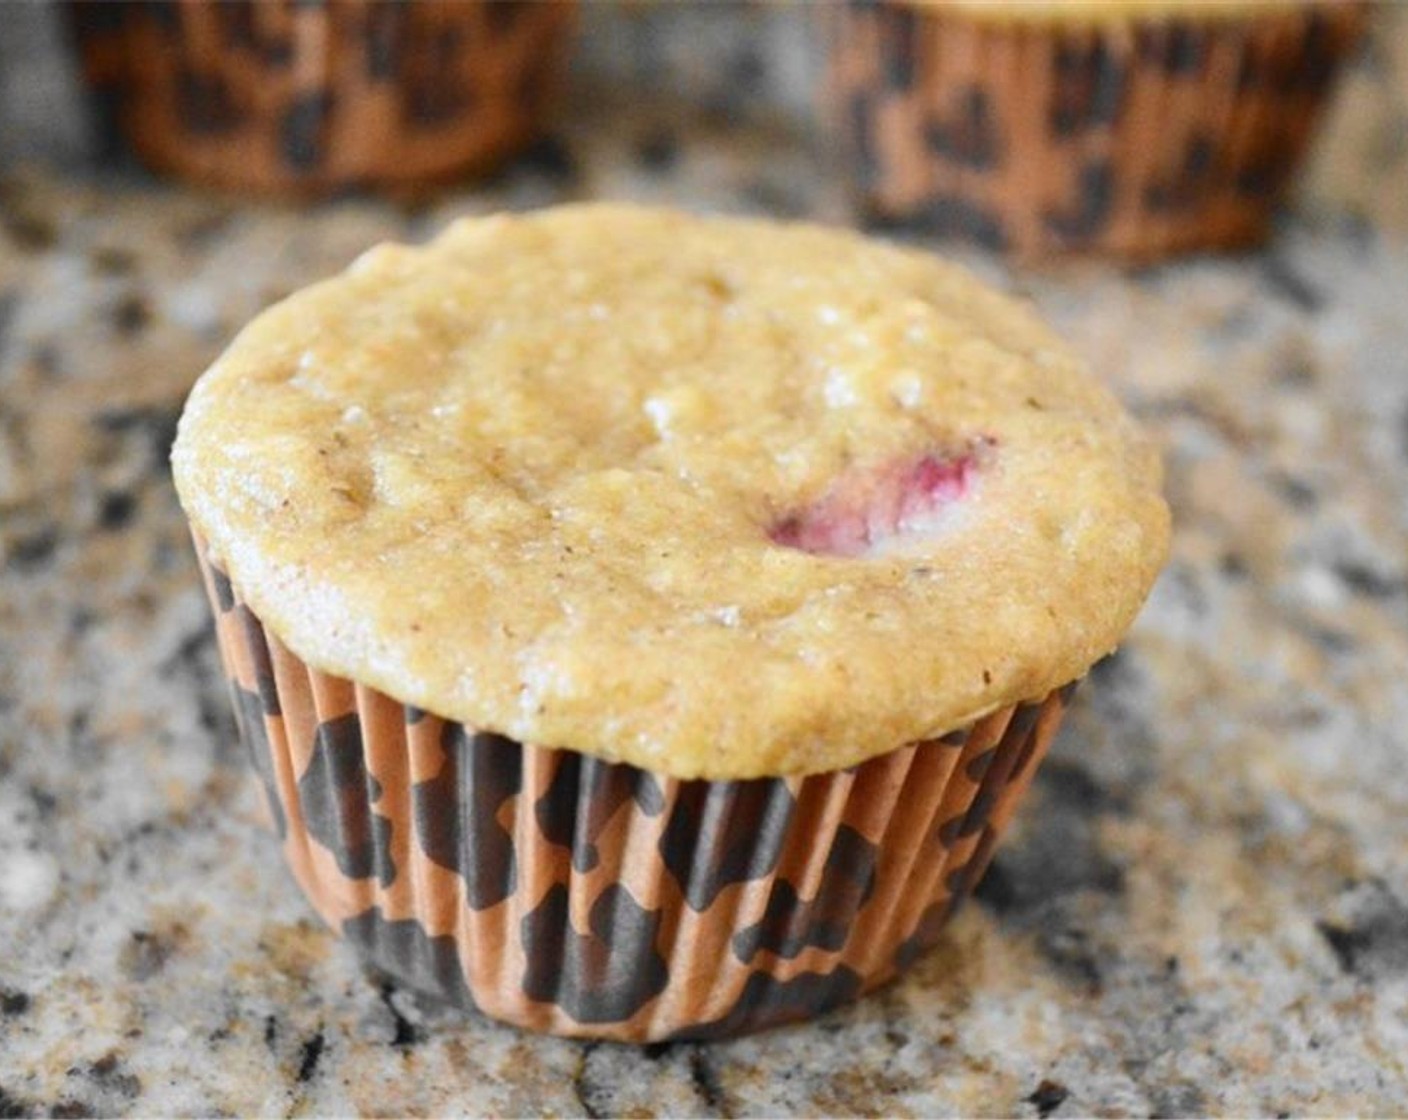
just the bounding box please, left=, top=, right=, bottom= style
left=172, top=204, right=1168, bottom=778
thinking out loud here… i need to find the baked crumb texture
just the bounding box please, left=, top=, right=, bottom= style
left=174, top=204, right=1168, bottom=778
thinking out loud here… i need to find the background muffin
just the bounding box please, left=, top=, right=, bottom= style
left=826, top=0, right=1369, bottom=259
left=69, top=0, right=575, bottom=196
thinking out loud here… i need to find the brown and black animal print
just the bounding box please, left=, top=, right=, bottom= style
left=198, top=541, right=1076, bottom=1041
left=826, top=2, right=1367, bottom=258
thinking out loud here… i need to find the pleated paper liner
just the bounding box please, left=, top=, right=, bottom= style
left=825, top=1, right=1367, bottom=260
left=196, top=537, right=1077, bottom=1041
left=68, top=0, right=575, bottom=197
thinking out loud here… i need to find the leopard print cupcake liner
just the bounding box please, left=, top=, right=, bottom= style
left=195, top=539, right=1077, bottom=1041
left=825, top=2, right=1367, bottom=260
left=70, top=0, right=574, bottom=196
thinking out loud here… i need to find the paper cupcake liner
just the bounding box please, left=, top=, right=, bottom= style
left=69, top=0, right=575, bottom=196
left=195, top=539, right=1076, bottom=1041
left=825, top=2, right=1367, bottom=259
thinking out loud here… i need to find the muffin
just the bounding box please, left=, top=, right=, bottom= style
left=172, top=204, right=1169, bottom=1040
left=825, top=0, right=1368, bottom=259
left=69, top=0, right=574, bottom=196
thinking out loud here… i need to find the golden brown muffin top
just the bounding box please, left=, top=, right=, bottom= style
left=173, top=205, right=1168, bottom=778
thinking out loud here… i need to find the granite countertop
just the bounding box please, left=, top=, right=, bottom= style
left=3, top=8, right=1408, bottom=1117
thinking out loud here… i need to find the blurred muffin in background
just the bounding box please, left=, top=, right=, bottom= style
left=825, top=1, right=1368, bottom=260
left=70, top=0, right=575, bottom=197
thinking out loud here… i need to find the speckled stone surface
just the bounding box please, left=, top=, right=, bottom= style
left=3, top=7, right=1408, bottom=1118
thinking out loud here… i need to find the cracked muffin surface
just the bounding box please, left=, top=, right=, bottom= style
left=172, top=204, right=1168, bottom=778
